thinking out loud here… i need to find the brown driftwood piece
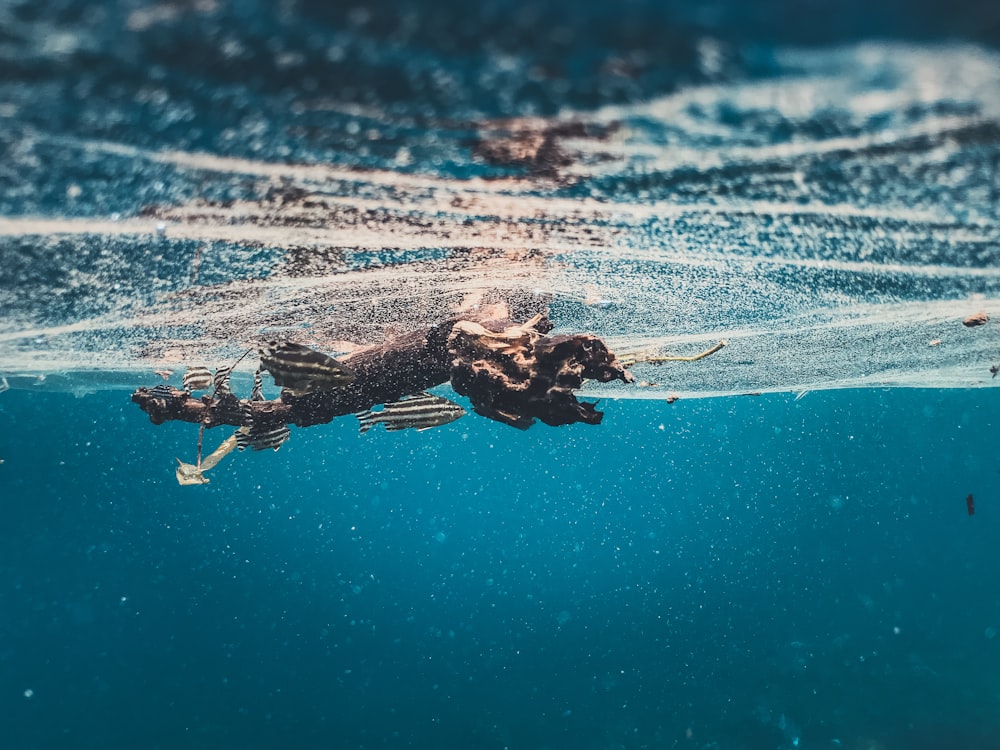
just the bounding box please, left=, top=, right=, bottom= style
left=279, top=319, right=459, bottom=426
left=131, top=388, right=253, bottom=428
left=447, top=316, right=634, bottom=428
left=132, top=315, right=630, bottom=431
left=132, top=318, right=460, bottom=428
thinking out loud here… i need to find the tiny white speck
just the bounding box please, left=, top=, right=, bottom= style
left=23, top=689, right=34, bottom=698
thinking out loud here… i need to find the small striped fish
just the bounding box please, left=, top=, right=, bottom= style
left=259, top=341, right=355, bottom=395
left=147, top=384, right=177, bottom=399
left=213, top=364, right=233, bottom=395
left=250, top=366, right=264, bottom=402
left=235, top=422, right=291, bottom=452
left=356, top=392, right=466, bottom=433
left=182, top=366, right=213, bottom=392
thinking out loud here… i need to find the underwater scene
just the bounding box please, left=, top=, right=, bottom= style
left=1, top=0, right=999, bottom=748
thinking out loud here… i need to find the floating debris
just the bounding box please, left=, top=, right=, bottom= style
left=175, top=433, right=239, bottom=486
left=963, top=311, right=989, bottom=327
left=448, top=314, right=631, bottom=428
left=259, top=341, right=355, bottom=395
left=928, top=339, right=941, bottom=347
left=617, top=340, right=727, bottom=369
left=132, top=315, right=640, bottom=483
left=174, top=461, right=207, bottom=485
left=991, top=364, right=999, bottom=379
left=154, top=369, right=173, bottom=380
left=356, top=392, right=466, bottom=433
left=0, top=376, right=8, bottom=393
left=182, top=366, right=213, bottom=392
left=967, top=493, right=975, bottom=516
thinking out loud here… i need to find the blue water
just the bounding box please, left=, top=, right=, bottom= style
left=2, top=388, right=998, bottom=749
left=2, top=0, right=1000, bottom=748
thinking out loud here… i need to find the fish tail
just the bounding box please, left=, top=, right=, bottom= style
left=355, top=411, right=374, bottom=433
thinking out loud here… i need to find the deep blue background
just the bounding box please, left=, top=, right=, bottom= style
left=2, top=0, right=1000, bottom=747
left=1, top=388, right=997, bottom=749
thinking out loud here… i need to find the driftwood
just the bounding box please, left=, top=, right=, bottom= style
left=448, top=316, right=632, bottom=427
left=131, top=315, right=633, bottom=431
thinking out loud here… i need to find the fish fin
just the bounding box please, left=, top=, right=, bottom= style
left=413, top=414, right=465, bottom=432
left=394, top=392, right=455, bottom=406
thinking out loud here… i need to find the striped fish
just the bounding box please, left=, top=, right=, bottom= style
left=259, top=341, right=355, bottom=395
left=356, top=392, right=466, bottom=433
left=235, top=422, right=291, bottom=452
left=213, top=364, right=233, bottom=395
left=250, top=366, right=264, bottom=402
left=147, top=383, right=177, bottom=399
left=182, top=366, right=213, bottom=392
left=240, top=399, right=255, bottom=426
